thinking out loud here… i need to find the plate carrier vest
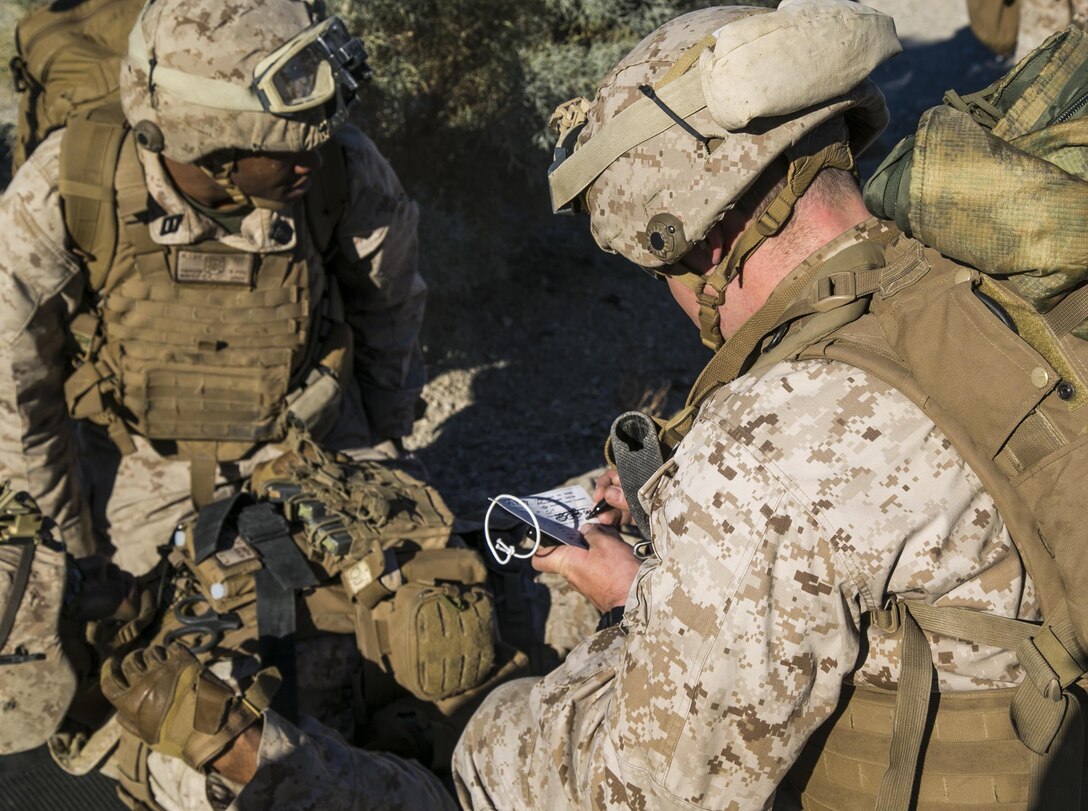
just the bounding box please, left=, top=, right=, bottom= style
left=57, top=105, right=353, bottom=504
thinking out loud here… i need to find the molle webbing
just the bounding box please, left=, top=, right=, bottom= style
left=792, top=600, right=1086, bottom=811
left=64, top=131, right=331, bottom=462
left=59, top=118, right=353, bottom=474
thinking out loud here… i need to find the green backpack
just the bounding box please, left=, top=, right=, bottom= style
left=9, top=0, right=144, bottom=173
left=865, top=24, right=1088, bottom=341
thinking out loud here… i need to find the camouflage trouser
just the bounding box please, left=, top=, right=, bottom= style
left=76, top=377, right=375, bottom=575
left=452, top=678, right=553, bottom=810
left=1016, top=0, right=1088, bottom=60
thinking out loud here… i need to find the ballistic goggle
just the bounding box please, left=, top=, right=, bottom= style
left=252, top=17, right=371, bottom=116
left=128, top=14, right=370, bottom=120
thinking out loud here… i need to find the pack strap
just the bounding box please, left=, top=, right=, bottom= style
left=660, top=238, right=889, bottom=448
left=236, top=503, right=318, bottom=591
left=870, top=599, right=1088, bottom=810
left=59, top=108, right=128, bottom=291
left=189, top=452, right=218, bottom=510
left=0, top=539, right=35, bottom=652
left=192, top=492, right=247, bottom=563
left=870, top=601, right=934, bottom=811
left=608, top=411, right=665, bottom=539
left=1043, top=280, right=1088, bottom=336
left=236, top=502, right=317, bottom=724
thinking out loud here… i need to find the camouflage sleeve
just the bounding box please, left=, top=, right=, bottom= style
left=0, top=131, right=92, bottom=554
left=233, top=711, right=457, bottom=811
left=330, top=125, right=425, bottom=443
left=460, top=360, right=1028, bottom=810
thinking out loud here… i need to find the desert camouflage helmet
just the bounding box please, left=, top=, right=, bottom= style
left=548, top=0, right=901, bottom=349
left=0, top=484, right=77, bottom=754
left=120, top=0, right=371, bottom=163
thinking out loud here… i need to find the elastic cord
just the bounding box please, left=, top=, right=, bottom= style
left=484, top=495, right=543, bottom=566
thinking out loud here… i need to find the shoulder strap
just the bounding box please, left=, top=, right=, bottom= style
left=58, top=103, right=133, bottom=291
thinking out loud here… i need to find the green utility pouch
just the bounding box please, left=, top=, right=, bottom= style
left=865, top=24, right=1088, bottom=339
left=352, top=547, right=497, bottom=703
left=386, top=582, right=496, bottom=702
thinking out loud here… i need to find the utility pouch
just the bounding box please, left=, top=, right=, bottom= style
left=170, top=526, right=262, bottom=614
left=353, top=547, right=497, bottom=702
left=386, top=581, right=496, bottom=702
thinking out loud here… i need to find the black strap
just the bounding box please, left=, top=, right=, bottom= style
left=609, top=411, right=665, bottom=539
left=237, top=502, right=316, bottom=724
left=236, top=504, right=318, bottom=590
left=193, top=493, right=248, bottom=563
left=255, top=568, right=299, bottom=723
left=0, top=539, right=35, bottom=652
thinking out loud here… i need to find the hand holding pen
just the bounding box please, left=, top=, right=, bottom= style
left=586, top=468, right=632, bottom=527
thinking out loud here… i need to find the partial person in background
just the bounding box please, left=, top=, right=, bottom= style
left=967, top=0, right=1088, bottom=59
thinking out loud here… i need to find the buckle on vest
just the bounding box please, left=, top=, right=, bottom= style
left=811, top=271, right=857, bottom=313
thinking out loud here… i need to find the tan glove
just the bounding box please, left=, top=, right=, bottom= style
left=101, top=644, right=261, bottom=772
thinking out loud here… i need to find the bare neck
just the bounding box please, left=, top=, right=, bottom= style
left=718, top=190, right=871, bottom=338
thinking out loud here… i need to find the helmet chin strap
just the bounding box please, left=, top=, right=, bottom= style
left=670, top=140, right=857, bottom=350
left=196, top=152, right=290, bottom=213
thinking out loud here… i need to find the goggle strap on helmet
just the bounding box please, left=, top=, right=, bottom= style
left=688, top=139, right=857, bottom=350
left=548, top=67, right=706, bottom=212
left=127, top=20, right=266, bottom=112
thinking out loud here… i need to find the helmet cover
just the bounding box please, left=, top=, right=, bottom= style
left=551, top=0, right=901, bottom=269
left=120, top=0, right=353, bottom=162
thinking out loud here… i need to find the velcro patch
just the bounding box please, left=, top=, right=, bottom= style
left=175, top=251, right=254, bottom=285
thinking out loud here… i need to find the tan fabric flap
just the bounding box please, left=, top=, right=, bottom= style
left=701, top=0, right=901, bottom=131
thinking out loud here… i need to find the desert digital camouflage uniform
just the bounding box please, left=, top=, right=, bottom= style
left=453, top=223, right=1038, bottom=810
left=1016, top=0, right=1088, bottom=59
left=0, top=40, right=424, bottom=575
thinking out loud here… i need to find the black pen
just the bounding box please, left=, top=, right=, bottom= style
left=587, top=499, right=612, bottom=519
